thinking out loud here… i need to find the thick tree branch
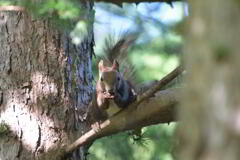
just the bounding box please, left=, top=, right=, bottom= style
left=64, top=65, right=183, bottom=155
left=64, top=89, right=180, bottom=156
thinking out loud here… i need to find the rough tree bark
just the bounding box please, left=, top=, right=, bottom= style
left=0, top=1, right=94, bottom=160
left=179, top=0, right=240, bottom=160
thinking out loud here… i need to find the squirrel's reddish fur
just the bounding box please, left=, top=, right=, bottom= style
left=87, top=34, right=137, bottom=131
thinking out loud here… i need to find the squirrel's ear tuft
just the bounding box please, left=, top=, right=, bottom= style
left=112, top=60, right=119, bottom=71
left=98, top=60, right=104, bottom=72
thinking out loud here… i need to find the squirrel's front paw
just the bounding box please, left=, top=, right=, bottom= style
left=103, top=92, right=114, bottom=99
left=91, top=122, right=102, bottom=133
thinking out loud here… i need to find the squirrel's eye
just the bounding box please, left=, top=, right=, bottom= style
left=117, top=77, right=120, bottom=81
left=100, top=77, right=103, bottom=81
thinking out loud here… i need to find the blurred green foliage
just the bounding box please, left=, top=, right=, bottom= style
left=0, top=0, right=81, bottom=19
left=36, top=0, right=80, bottom=19
left=89, top=123, right=178, bottom=160
left=0, top=121, right=9, bottom=136
left=130, top=37, right=181, bottom=82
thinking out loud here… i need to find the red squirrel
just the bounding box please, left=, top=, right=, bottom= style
left=87, top=34, right=137, bottom=130
left=97, top=59, right=136, bottom=116
left=87, top=60, right=136, bottom=131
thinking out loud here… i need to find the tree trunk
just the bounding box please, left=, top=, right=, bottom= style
left=0, top=1, right=94, bottom=160
left=179, top=0, right=240, bottom=160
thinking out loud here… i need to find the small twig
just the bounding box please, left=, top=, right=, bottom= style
left=135, top=65, right=183, bottom=106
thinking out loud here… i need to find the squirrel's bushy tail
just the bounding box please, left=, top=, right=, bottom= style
left=99, top=32, right=139, bottom=83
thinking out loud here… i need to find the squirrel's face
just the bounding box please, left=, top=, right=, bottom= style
left=100, top=71, right=121, bottom=95
left=98, top=60, right=121, bottom=96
